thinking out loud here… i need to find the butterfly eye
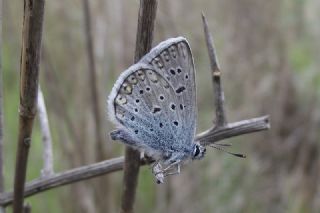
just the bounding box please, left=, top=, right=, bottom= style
left=194, top=145, right=200, bottom=157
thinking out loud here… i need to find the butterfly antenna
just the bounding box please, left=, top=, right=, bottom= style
left=209, top=144, right=246, bottom=158
left=213, top=143, right=232, bottom=147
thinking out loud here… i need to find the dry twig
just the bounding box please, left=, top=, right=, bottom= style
left=13, top=0, right=45, bottom=212
left=120, top=1, right=158, bottom=213
left=0, top=116, right=269, bottom=206
left=202, top=13, right=227, bottom=127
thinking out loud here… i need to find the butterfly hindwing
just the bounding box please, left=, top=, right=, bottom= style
left=108, top=37, right=196, bottom=156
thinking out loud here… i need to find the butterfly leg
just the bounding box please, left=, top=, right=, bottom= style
left=162, top=152, right=185, bottom=171
left=162, top=159, right=181, bottom=172
left=152, top=152, right=185, bottom=183
left=164, top=163, right=181, bottom=177
left=152, top=162, right=165, bottom=184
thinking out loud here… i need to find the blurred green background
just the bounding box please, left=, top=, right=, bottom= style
left=2, top=0, right=320, bottom=212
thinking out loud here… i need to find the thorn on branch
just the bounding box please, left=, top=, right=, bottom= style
left=202, top=12, right=227, bottom=127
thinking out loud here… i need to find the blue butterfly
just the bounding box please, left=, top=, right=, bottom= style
left=108, top=37, right=206, bottom=183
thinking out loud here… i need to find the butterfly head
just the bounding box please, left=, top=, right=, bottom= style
left=192, top=143, right=206, bottom=160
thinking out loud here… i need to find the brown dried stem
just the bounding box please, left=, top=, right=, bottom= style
left=196, top=116, right=270, bottom=146
left=199, top=14, right=270, bottom=150
left=202, top=13, right=227, bottom=127
left=13, top=0, right=45, bottom=212
left=0, top=116, right=269, bottom=207
left=121, top=1, right=158, bottom=213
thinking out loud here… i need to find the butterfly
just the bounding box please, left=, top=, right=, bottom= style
left=107, top=37, right=206, bottom=183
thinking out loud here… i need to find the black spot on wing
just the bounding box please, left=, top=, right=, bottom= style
left=171, top=104, right=176, bottom=110
left=153, top=107, right=161, bottom=113
left=176, top=86, right=186, bottom=94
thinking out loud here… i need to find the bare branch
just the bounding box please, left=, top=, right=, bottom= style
left=13, top=0, right=45, bottom=212
left=37, top=87, right=54, bottom=177
left=202, top=13, right=227, bottom=127
left=196, top=116, right=270, bottom=146
left=0, top=116, right=269, bottom=206
left=121, top=1, right=158, bottom=213
left=0, top=157, right=150, bottom=206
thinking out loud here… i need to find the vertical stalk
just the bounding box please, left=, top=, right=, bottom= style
left=13, top=0, right=45, bottom=212
left=120, top=1, right=157, bottom=213
left=202, top=13, right=227, bottom=127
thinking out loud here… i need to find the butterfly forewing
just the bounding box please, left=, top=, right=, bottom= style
left=108, top=37, right=196, bottom=155
left=140, top=37, right=197, bottom=146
